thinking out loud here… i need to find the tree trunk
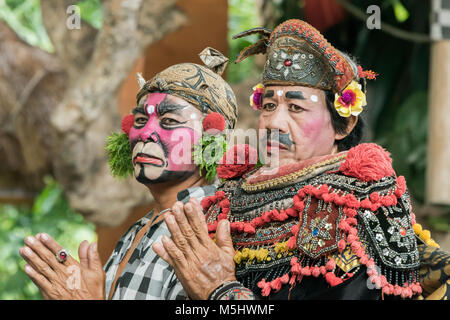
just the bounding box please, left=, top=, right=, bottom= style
left=0, top=0, right=187, bottom=226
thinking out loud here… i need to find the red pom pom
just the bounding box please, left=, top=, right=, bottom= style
left=121, top=114, right=134, bottom=135
left=339, top=143, right=395, bottom=182
left=202, top=112, right=226, bottom=133
left=243, top=223, right=256, bottom=234
left=217, top=144, right=258, bottom=179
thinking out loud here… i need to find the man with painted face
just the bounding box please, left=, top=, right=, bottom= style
left=154, top=20, right=449, bottom=300
left=19, top=48, right=238, bottom=300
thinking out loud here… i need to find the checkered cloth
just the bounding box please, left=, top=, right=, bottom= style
left=431, top=0, right=450, bottom=40
left=104, top=184, right=217, bottom=300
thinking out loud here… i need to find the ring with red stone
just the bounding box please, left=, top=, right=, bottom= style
left=56, top=249, right=68, bottom=263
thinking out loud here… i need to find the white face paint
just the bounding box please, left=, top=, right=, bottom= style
left=146, top=104, right=155, bottom=114
left=277, top=90, right=283, bottom=97
left=310, top=95, right=318, bottom=102
left=190, top=113, right=198, bottom=120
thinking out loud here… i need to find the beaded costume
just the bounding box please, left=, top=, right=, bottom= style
left=204, top=144, right=422, bottom=299
left=201, top=20, right=448, bottom=300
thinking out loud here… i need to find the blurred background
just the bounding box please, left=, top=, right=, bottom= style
left=1, top=0, right=449, bottom=299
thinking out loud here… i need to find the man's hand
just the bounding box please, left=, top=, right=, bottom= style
left=153, top=198, right=236, bottom=300
left=19, top=233, right=106, bottom=300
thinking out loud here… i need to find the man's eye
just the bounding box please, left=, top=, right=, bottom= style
left=289, top=104, right=305, bottom=112
left=161, top=118, right=181, bottom=126
left=262, top=103, right=277, bottom=111
left=134, top=116, right=148, bottom=126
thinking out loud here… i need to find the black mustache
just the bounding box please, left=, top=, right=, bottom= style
left=261, top=131, right=294, bottom=148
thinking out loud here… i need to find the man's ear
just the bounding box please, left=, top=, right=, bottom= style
left=335, top=116, right=358, bottom=140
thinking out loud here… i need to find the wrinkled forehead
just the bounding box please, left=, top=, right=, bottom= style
left=133, top=92, right=200, bottom=117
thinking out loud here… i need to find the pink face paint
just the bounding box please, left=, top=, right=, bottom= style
left=129, top=93, right=201, bottom=183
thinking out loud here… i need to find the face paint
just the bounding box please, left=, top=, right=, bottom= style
left=277, top=90, right=283, bottom=97
left=259, top=85, right=336, bottom=165
left=129, top=93, right=203, bottom=185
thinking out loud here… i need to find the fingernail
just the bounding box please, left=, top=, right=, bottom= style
left=23, top=247, right=33, bottom=256
left=185, top=203, right=192, bottom=213
left=92, top=242, right=98, bottom=251
left=41, top=233, right=49, bottom=241
left=25, top=236, right=35, bottom=245
left=24, top=264, right=33, bottom=274
left=166, top=214, right=174, bottom=224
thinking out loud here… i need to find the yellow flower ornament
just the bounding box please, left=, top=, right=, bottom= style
left=334, top=80, right=367, bottom=117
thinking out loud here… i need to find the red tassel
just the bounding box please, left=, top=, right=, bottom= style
left=325, top=259, right=336, bottom=271
left=219, top=199, right=230, bottom=208
left=343, top=207, right=357, bottom=218
left=217, top=214, right=228, bottom=220
left=278, top=210, right=289, bottom=221
left=319, top=266, right=327, bottom=275
left=243, top=223, right=256, bottom=234
left=286, top=207, right=298, bottom=217
left=334, top=195, right=346, bottom=206
left=344, top=194, right=360, bottom=209
left=325, top=272, right=343, bottom=287
left=280, top=273, right=290, bottom=284
left=301, top=266, right=311, bottom=276
left=262, top=211, right=271, bottom=223
left=287, top=236, right=297, bottom=250
left=291, top=224, right=300, bottom=235
left=338, top=239, right=346, bottom=252
left=207, top=221, right=218, bottom=232
left=270, top=278, right=282, bottom=291
left=370, top=192, right=380, bottom=203
left=215, top=191, right=225, bottom=200
left=361, top=198, right=372, bottom=209
left=338, top=220, right=350, bottom=231
left=322, top=192, right=335, bottom=203
left=311, top=266, right=321, bottom=278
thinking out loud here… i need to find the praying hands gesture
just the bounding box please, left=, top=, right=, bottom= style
left=152, top=198, right=236, bottom=300
left=19, top=233, right=106, bottom=300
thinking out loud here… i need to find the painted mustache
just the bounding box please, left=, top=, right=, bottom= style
left=261, top=132, right=294, bottom=150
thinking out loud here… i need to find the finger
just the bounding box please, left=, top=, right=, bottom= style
left=161, top=235, right=187, bottom=268
left=215, top=219, right=235, bottom=257
left=164, top=212, right=194, bottom=256
left=24, top=264, right=52, bottom=300
left=39, top=233, right=77, bottom=265
left=24, top=236, right=65, bottom=271
left=20, top=246, right=58, bottom=280
left=87, top=242, right=103, bottom=271
left=152, top=242, right=174, bottom=266
left=78, top=240, right=90, bottom=268
left=171, top=202, right=199, bottom=247
left=184, top=199, right=210, bottom=244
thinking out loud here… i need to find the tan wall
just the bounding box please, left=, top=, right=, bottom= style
left=97, top=0, right=228, bottom=264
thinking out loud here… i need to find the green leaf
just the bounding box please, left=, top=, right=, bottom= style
left=392, top=0, right=409, bottom=23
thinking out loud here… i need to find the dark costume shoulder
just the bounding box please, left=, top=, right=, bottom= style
left=203, top=143, right=423, bottom=299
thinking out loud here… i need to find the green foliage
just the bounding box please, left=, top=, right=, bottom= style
left=77, top=0, right=103, bottom=29
left=0, top=177, right=96, bottom=300
left=0, top=0, right=102, bottom=52
left=227, top=0, right=260, bottom=83
left=105, top=132, right=134, bottom=178
left=193, top=134, right=228, bottom=182
left=0, top=0, right=53, bottom=51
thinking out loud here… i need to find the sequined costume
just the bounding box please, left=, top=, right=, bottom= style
left=204, top=144, right=424, bottom=299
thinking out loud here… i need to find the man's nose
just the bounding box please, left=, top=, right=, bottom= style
left=139, top=124, right=160, bottom=143
left=267, top=105, right=290, bottom=134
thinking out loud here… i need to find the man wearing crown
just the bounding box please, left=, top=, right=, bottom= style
left=154, top=20, right=449, bottom=300
left=18, top=48, right=239, bottom=300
